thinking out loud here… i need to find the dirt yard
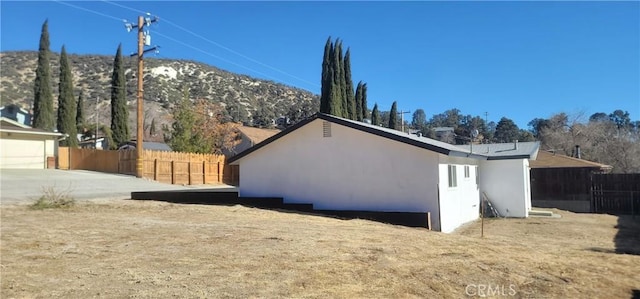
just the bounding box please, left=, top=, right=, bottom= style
left=1, top=200, right=639, bottom=298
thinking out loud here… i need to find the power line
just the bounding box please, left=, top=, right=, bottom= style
left=153, top=31, right=294, bottom=85
left=53, top=1, right=316, bottom=89
left=101, top=0, right=319, bottom=88
left=52, top=0, right=122, bottom=22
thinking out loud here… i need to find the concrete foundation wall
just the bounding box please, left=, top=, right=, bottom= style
left=532, top=200, right=591, bottom=213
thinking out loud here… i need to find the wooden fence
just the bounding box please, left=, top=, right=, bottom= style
left=592, top=173, right=640, bottom=216
left=59, top=147, right=239, bottom=186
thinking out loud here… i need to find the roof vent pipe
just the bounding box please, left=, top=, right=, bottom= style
left=514, top=140, right=518, bottom=150
left=575, top=145, right=581, bottom=159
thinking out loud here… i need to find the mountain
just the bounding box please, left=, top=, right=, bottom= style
left=0, top=51, right=319, bottom=135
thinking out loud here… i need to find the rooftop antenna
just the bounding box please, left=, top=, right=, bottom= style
left=470, top=129, right=479, bottom=154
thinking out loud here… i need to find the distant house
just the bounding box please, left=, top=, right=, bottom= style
left=0, top=117, right=64, bottom=169
left=79, top=136, right=109, bottom=150
left=118, top=140, right=172, bottom=152
left=228, top=113, right=539, bottom=233
left=529, top=149, right=611, bottom=212
left=0, top=104, right=32, bottom=127
left=223, top=126, right=280, bottom=157
left=433, top=127, right=455, bottom=143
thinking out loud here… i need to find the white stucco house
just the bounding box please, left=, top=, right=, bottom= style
left=0, top=117, right=65, bottom=169
left=228, top=113, right=539, bottom=233
left=459, top=142, right=539, bottom=218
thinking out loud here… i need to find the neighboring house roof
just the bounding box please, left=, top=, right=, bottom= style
left=118, top=140, right=172, bottom=152
left=529, top=150, right=612, bottom=170
left=236, top=126, right=280, bottom=145
left=0, top=117, right=64, bottom=138
left=0, top=104, right=29, bottom=113
left=457, top=141, right=540, bottom=160
left=229, top=113, right=535, bottom=164
left=434, top=127, right=455, bottom=132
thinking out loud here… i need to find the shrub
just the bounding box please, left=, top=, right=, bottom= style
left=30, top=185, right=75, bottom=210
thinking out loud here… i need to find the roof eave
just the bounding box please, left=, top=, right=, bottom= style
left=0, top=128, right=64, bottom=137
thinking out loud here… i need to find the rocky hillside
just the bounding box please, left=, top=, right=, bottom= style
left=0, top=51, right=319, bottom=132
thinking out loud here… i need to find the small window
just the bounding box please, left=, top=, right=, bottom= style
left=464, top=165, right=470, bottom=178
left=448, top=165, right=457, bottom=188
left=475, top=166, right=479, bottom=185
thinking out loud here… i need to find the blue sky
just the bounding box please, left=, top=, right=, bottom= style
left=1, top=1, right=638, bottom=128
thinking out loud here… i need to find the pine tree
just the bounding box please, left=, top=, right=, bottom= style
left=76, top=90, right=85, bottom=132
left=371, top=103, right=380, bottom=126
left=361, top=83, right=368, bottom=120
left=168, top=86, right=196, bottom=152
left=320, top=37, right=332, bottom=114
left=56, top=45, right=78, bottom=147
left=355, top=81, right=363, bottom=121
left=389, top=101, right=399, bottom=130
left=32, top=19, right=55, bottom=131
left=110, top=44, right=129, bottom=148
left=343, top=48, right=356, bottom=120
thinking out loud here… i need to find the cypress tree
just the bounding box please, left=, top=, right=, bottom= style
left=371, top=103, right=380, bottom=126
left=150, top=118, right=157, bottom=137
left=56, top=45, right=78, bottom=147
left=389, top=101, right=399, bottom=130
left=32, top=19, right=55, bottom=131
left=320, top=37, right=332, bottom=114
left=76, top=90, right=85, bottom=131
left=343, top=48, right=356, bottom=120
left=330, top=40, right=344, bottom=117
left=110, top=44, right=129, bottom=147
left=361, top=83, right=368, bottom=120
left=355, top=81, right=363, bottom=121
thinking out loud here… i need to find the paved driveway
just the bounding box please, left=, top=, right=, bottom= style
left=0, top=169, right=235, bottom=205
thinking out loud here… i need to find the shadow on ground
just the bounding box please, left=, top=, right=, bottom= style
left=130, top=189, right=431, bottom=228
left=614, top=215, right=640, bottom=255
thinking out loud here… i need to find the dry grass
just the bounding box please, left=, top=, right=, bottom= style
left=1, top=201, right=639, bottom=298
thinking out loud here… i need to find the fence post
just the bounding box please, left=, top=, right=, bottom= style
left=217, top=162, right=221, bottom=183
left=632, top=191, right=635, bottom=219
left=203, top=161, right=207, bottom=184
left=188, top=162, right=192, bottom=185
left=203, top=161, right=206, bottom=184
left=154, top=159, right=158, bottom=181
left=171, top=160, right=175, bottom=184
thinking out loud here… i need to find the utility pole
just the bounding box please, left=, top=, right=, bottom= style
left=95, top=97, right=99, bottom=149
left=124, top=14, right=159, bottom=178
left=397, top=110, right=410, bottom=133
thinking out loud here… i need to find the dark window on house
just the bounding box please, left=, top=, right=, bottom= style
left=323, top=121, right=331, bottom=137
left=475, top=166, right=479, bottom=185
left=448, top=165, right=457, bottom=188
left=464, top=165, right=470, bottom=178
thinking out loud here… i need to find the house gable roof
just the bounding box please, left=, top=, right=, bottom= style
left=228, top=113, right=488, bottom=164
left=236, top=126, right=280, bottom=145
left=529, top=150, right=612, bottom=170
left=0, top=117, right=64, bottom=137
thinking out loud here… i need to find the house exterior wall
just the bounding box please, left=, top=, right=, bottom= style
left=479, top=159, right=531, bottom=217
left=437, top=157, right=481, bottom=233
left=237, top=119, right=481, bottom=232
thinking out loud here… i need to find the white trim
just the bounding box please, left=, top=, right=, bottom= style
left=0, top=117, right=30, bottom=128
left=0, top=128, right=64, bottom=137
